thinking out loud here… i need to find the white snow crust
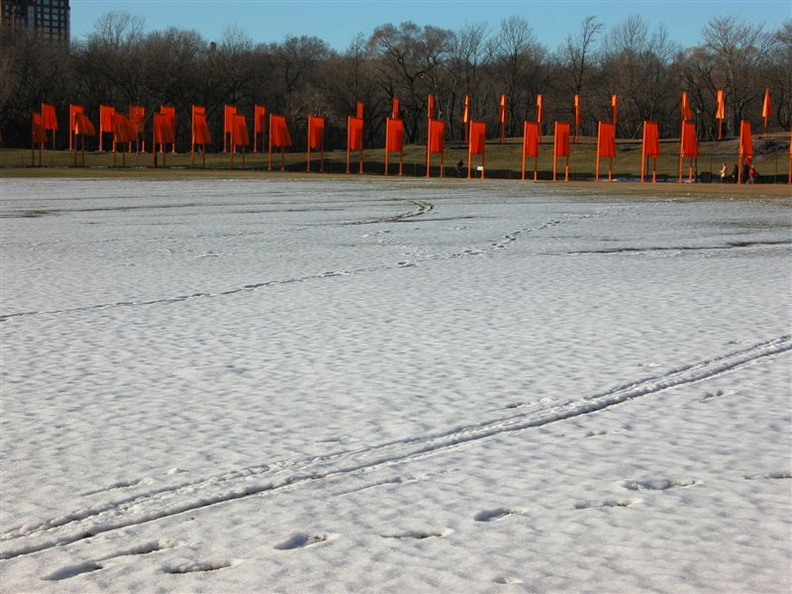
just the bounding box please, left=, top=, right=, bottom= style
left=1, top=177, right=790, bottom=593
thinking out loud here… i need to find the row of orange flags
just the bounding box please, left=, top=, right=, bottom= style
left=36, top=88, right=775, bottom=155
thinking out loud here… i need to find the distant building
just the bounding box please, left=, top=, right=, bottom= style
left=1, top=0, right=70, bottom=43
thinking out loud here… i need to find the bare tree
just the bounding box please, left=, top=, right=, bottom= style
left=367, top=22, right=453, bottom=143
left=600, top=16, right=680, bottom=137
left=491, top=16, right=546, bottom=135
left=561, top=16, right=603, bottom=97
left=700, top=16, right=778, bottom=130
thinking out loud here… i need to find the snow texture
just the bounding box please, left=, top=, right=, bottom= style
left=1, top=177, right=790, bottom=593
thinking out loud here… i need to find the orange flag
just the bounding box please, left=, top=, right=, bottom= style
left=347, top=116, right=363, bottom=151
left=391, top=97, right=400, bottom=119
left=32, top=113, right=47, bottom=144
left=269, top=115, right=292, bottom=147
left=681, top=91, right=693, bottom=122
left=69, top=105, right=84, bottom=149
left=641, top=120, right=660, bottom=182
left=356, top=101, right=364, bottom=119
left=254, top=105, right=266, bottom=135
left=536, top=95, right=543, bottom=124
left=308, top=115, right=325, bottom=150
left=597, top=122, right=616, bottom=158
left=554, top=122, right=570, bottom=157
left=715, top=90, right=725, bottom=120
left=70, top=105, right=84, bottom=129
left=680, top=121, right=698, bottom=158
left=428, top=118, right=445, bottom=154
left=523, top=121, right=540, bottom=157
left=522, top=121, right=541, bottom=181
left=129, top=106, right=145, bottom=138
left=762, top=88, right=772, bottom=128
left=573, top=95, right=581, bottom=127
left=553, top=121, right=571, bottom=182
left=499, top=94, right=507, bottom=124
left=739, top=120, right=753, bottom=159
left=469, top=120, right=486, bottom=155
left=99, top=105, right=115, bottom=133
left=611, top=95, right=618, bottom=125
left=192, top=106, right=211, bottom=146
left=462, top=95, right=469, bottom=124
left=427, top=94, right=435, bottom=120
left=386, top=117, right=404, bottom=152
left=154, top=112, right=174, bottom=145
left=41, top=104, right=58, bottom=131
left=73, top=112, right=96, bottom=136
left=112, top=113, right=137, bottom=144
left=160, top=106, right=175, bottom=127
left=642, top=121, right=660, bottom=159
left=232, top=114, right=249, bottom=147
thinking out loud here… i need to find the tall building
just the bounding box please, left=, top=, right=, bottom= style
left=1, top=0, right=70, bottom=43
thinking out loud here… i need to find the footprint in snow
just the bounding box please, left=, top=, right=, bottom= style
left=162, top=559, right=234, bottom=574
left=623, top=478, right=697, bottom=491
left=574, top=499, right=635, bottom=510
left=381, top=528, right=452, bottom=540
left=45, top=562, right=103, bottom=581
left=474, top=508, right=521, bottom=522
left=274, top=532, right=335, bottom=550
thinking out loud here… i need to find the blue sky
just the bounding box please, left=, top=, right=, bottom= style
left=70, top=0, right=791, bottom=51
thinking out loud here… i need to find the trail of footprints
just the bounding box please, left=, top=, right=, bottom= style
left=39, top=475, right=714, bottom=584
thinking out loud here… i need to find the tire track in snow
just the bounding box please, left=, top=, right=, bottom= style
left=2, top=334, right=789, bottom=560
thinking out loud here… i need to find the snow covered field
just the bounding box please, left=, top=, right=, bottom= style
left=1, top=177, right=790, bottom=593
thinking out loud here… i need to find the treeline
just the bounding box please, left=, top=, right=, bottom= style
left=1, top=12, right=790, bottom=150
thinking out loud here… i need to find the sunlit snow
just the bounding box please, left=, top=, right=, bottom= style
left=1, top=178, right=790, bottom=593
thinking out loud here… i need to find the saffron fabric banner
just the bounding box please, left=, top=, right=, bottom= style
left=597, top=122, right=616, bottom=158
left=573, top=95, right=581, bottom=128
left=391, top=97, right=400, bottom=119
left=192, top=106, right=211, bottom=145
left=154, top=113, right=174, bottom=144
left=70, top=105, right=84, bottom=129
left=254, top=105, right=266, bottom=132
left=386, top=117, right=404, bottom=152
left=715, top=90, right=725, bottom=120
left=681, top=91, right=693, bottom=122
left=680, top=121, right=698, bottom=158
left=428, top=118, right=445, bottom=154
left=554, top=122, right=570, bottom=157
left=347, top=116, right=363, bottom=151
left=269, top=115, right=292, bottom=147
left=469, top=120, right=486, bottom=155
left=160, top=106, right=175, bottom=126
left=232, top=114, right=249, bottom=147
left=129, top=106, right=145, bottom=134
left=224, top=105, right=237, bottom=137
left=499, top=95, right=507, bottom=125
left=523, top=121, right=540, bottom=157
left=739, top=120, right=753, bottom=158
left=73, top=113, right=96, bottom=136
left=308, top=115, right=325, bottom=150
left=100, top=105, right=116, bottom=133
left=356, top=102, right=364, bottom=119
left=536, top=95, right=543, bottom=123
left=762, top=89, right=772, bottom=126
left=611, top=95, right=618, bottom=124
left=41, top=104, right=58, bottom=130
left=31, top=113, right=47, bottom=144
left=642, top=121, right=660, bottom=159
left=427, top=94, right=435, bottom=120
left=112, top=113, right=137, bottom=144
left=462, top=95, right=469, bottom=124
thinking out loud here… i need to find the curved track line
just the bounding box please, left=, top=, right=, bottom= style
left=2, top=335, right=789, bottom=561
